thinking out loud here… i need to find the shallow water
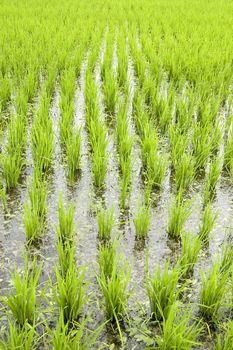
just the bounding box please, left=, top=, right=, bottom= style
left=0, top=49, right=233, bottom=349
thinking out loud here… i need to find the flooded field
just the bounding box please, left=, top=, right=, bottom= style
left=0, top=0, right=233, bottom=349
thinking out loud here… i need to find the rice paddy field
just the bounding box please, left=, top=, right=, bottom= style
left=0, top=0, right=233, bottom=348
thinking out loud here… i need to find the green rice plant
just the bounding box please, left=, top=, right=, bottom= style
left=117, top=44, right=128, bottom=87
left=59, top=103, right=74, bottom=146
left=224, top=119, right=233, bottom=175
left=132, top=51, right=146, bottom=87
left=159, top=102, right=172, bottom=134
left=180, top=233, right=202, bottom=276
left=174, top=153, right=195, bottom=192
left=97, top=238, right=131, bottom=326
left=155, top=303, right=202, bottom=350
left=50, top=314, right=104, bottom=350
left=97, top=261, right=131, bottom=324
left=7, top=114, right=26, bottom=155
left=53, top=262, right=87, bottom=324
left=1, top=153, right=23, bottom=190
left=57, top=239, right=75, bottom=278
left=31, top=119, right=54, bottom=174
left=119, top=167, right=131, bottom=209
left=0, top=321, right=37, bottom=350
left=4, top=258, right=42, bottom=326
left=0, top=77, right=11, bottom=111
left=134, top=204, right=151, bottom=239
left=23, top=175, right=47, bottom=242
left=98, top=240, right=116, bottom=279
left=175, top=98, right=194, bottom=133
left=16, top=90, right=28, bottom=118
left=141, top=126, right=158, bottom=168
left=57, top=195, right=75, bottom=244
left=146, top=261, right=181, bottom=321
left=146, top=151, right=168, bottom=189
left=199, top=203, right=217, bottom=242
left=92, top=149, right=108, bottom=188
left=103, top=69, right=118, bottom=115
left=219, top=243, right=233, bottom=274
left=97, top=207, right=114, bottom=240
left=199, top=261, right=228, bottom=322
left=215, top=321, right=233, bottom=350
left=167, top=195, right=191, bottom=240
left=28, top=175, right=47, bottom=220
left=192, top=122, right=211, bottom=171
left=23, top=204, right=44, bottom=242
left=210, top=120, right=223, bottom=155
left=169, top=126, right=189, bottom=168
left=65, top=127, right=81, bottom=183
left=204, top=157, right=221, bottom=205
left=0, top=187, right=7, bottom=211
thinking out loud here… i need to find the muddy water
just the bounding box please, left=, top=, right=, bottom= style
left=0, top=53, right=232, bottom=349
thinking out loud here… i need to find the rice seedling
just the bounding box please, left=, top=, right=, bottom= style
left=204, top=157, right=222, bottom=205
left=180, top=233, right=202, bottom=276
left=215, top=321, right=233, bottom=350
left=224, top=118, right=233, bottom=175
left=146, top=261, right=182, bottom=321
left=65, top=127, right=81, bottom=183
left=199, top=261, right=228, bottom=322
left=174, top=153, right=195, bottom=192
left=97, top=239, right=131, bottom=324
left=192, top=122, right=211, bottom=171
left=50, top=314, right=104, bottom=350
left=0, top=321, right=37, bottom=350
left=146, top=151, right=168, bottom=190
left=199, top=203, right=217, bottom=242
left=23, top=204, right=44, bottom=242
left=97, top=262, right=131, bottom=324
left=97, top=207, right=114, bottom=240
left=56, top=238, right=75, bottom=278
left=167, top=195, right=191, bottom=240
left=4, top=258, right=42, bottom=326
left=219, top=243, right=233, bottom=274
left=134, top=204, right=151, bottom=239
left=98, top=240, right=116, bottom=279
left=103, top=69, right=118, bottom=116
left=53, top=262, right=87, bottom=324
left=57, top=195, right=75, bottom=244
left=1, top=153, right=24, bottom=190
left=169, top=126, right=189, bottom=168
left=155, top=303, right=202, bottom=350
left=23, top=175, right=47, bottom=242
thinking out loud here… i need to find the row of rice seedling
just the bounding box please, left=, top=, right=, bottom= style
left=85, top=66, right=108, bottom=189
